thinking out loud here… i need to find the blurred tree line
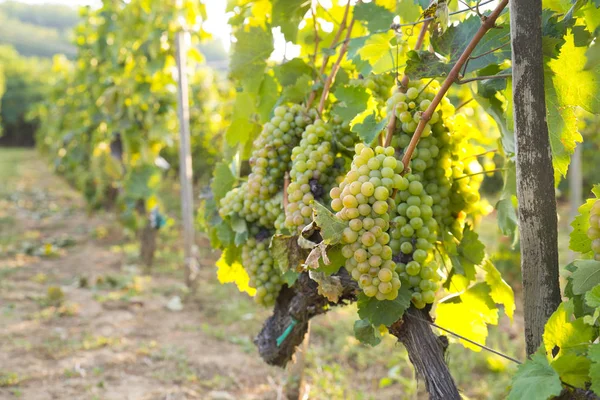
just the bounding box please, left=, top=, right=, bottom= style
left=0, top=1, right=227, bottom=147
left=0, top=1, right=77, bottom=58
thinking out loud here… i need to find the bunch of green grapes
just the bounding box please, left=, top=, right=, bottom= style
left=589, top=200, right=600, bottom=260
left=219, top=182, right=283, bottom=229
left=390, top=172, right=441, bottom=309
left=330, top=143, right=404, bottom=300
left=285, top=120, right=345, bottom=231
left=350, top=73, right=395, bottom=103
left=247, top=105, right=317, bottom=200
left=243, top=233, right=283, bottom=307
left=330, top=114, right=358, bottom=149
left=385, top=81, right=487, bottom=308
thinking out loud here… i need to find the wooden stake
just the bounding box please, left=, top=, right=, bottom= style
left=175, top=31, right=199, bottom=289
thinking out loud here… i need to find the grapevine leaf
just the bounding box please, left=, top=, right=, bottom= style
left=211, top=162, right=236, bottom=202
left=235, top=231, right=248, bottom=246
left=571, top=259, right=600, bottom=295
left=548, top=32, right=600, bottom=114
left=353, top=319, right=382, bottom=347
left=216, top=250, right=256, bottom=296
left=435, top=283, right=499, bottom=351
left=570, top=185, right=600, bottom=253
left=483, top=260, right=515, bottom=320
left=274, top=58, right=313, bottom=86
left=316, top=245, right=344, bottom=275
left=496, top=198, right=518, bottom=241
left=585, top=284, right=600, bottom=308
left=271, top=0, right=311, bottom=42
left=454, top=224, right=485, bottom=280
left=351, top=112, right=388, bottom=144
left=404, top=50, right=451, bottom=79
left=508, top=351, right=563, bottom=400
left=357, top=286, right=412, bottom=327
left=347, top=36, right=371, bottom=75
left=309, top=270, right=344, bottom=302
left=280, top=74, right=312, bottom=104
left=306, top=242, right=329, bottom=269
left=271, top=234, right=308, bottom=274
left=230, top=214, right=247, bottom=234
left=585, top=41, right=600, bottom=70
left=257, top=73, right=279, bottom=122
left=545, top=80, right=579, bottom=181
left=313, top=201, right=347, bottom=245
left=216, top=221, right=235, bottom=247
left=332, top=85, right=370, bottom=125
left=543, top=301, right=594, bottom=358
left=551, top=353, right=591, bottom=388
left=282, top=270, right=300, bottom=287
left=230, top=26, right=274, bottom=93
left=355, top=31, right=400, bottom=75
left=226, top=91, right=261, bottom=147
left=564, top=262, right=596, bottom=319
left=588, top=343, right=600, bottom=394
left=124, top=164, right=159, bottom=200
left=431, top=15, right=511, bottom=75
left=354, top=2, right=395, bottom=32
left=472, top=85, right=515, bottom=157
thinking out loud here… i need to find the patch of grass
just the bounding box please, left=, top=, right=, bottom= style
left=150, top=345, right=200, bottom=384
left=38, top=333, right=121, bottom=359
left=0, top=371, right=20, bottom=387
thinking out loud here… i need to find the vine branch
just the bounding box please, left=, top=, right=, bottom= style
left=306, top=0, right=351, bottom=110
left=400, top=0, right=509, bottom=169
left=317, top=16, right=356, bottom=114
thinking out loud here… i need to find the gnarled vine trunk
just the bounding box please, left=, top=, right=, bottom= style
left=510, top=0, right=562, bottom=355
left=255, top=270, right=460, bottom=400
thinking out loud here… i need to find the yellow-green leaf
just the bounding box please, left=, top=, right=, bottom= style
left=435, top=283, right=499, bottom=352
left=483, top=260, right=515, bottom=320
left=543, top=301, right=594, bottom=358
left=216, top=250, right=256, bottom=296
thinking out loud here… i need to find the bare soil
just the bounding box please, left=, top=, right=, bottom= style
left=0, top=150, right=284, bottom=400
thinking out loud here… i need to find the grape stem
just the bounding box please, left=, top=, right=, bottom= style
left=400, top=0, right=509, bottom=170
left=306, top=0, right=351, bottom=110
left=383, top=21, right=429, bottom=148
left=283, top=171, right=290, bottom=216
left=317, top=16, right=356, bottom=114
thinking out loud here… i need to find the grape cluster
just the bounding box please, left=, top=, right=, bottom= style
left=350, top=73, right=395, bottom=103
left=243, top=236, right=283, bottom=306
left=329, top=114, right=359, bottom=150
left=331, top=143, right=404, bottom=300
left=220, top=105, right=317, bottom=230
left=384, top=81, right=486, bottom=308
left=247, top=105, right=316, bottom=200
left=390, top=172, right=441, bottom=309
left=286, top=120, right=345, bottom=231
left=219, top=182, right=283, bottom=228
left=589, top=200, right=600, bottom=260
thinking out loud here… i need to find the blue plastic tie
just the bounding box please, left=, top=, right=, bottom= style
left=276, top=318, right=298, bottom=347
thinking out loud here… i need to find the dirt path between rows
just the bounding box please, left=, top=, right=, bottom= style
left=0, top=150, right=284, bottom=400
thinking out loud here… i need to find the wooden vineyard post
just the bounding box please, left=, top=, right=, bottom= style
left=510, top=0, right=562, bottom=355
left=175, top=30, right=199, bottom=289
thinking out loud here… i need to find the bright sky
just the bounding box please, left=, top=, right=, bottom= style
left=7, top=0, right=294, bottom=60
